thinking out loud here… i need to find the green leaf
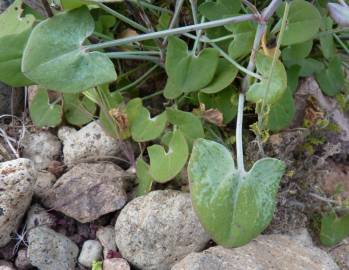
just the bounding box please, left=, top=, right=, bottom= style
left=278, top=0, right=321, bottom=45
left=163, top=78, right=183, bottom=100
left=286, top=65, right=301, bottom=93
left=95, top=15, right=116, bottom=37
left=227, top=21, right=256, bottom=59
left=22, top=7, right=117, bottom=93
left=281, top=40, right=313, bottom=62
left=171, top=48, right=219, bottom=93
left=127, top=98, right=167, bottom=142
left=148, top=130, right=189, bottom=183
left=165, top=36, right=188, bottom=75
left=267, top=89, right=295, bottom=132
left=320, top=212, right=349, bottom=246
left=188, top=139, right=285, bottom=247
left=29, top=88, right=62, bottom=128
left=246, top=53, right=287, bottom=105
left=166, top=109, right=204, bottom=147
left=298, top=58, right=325, bottom=77
left=198, top=0, right=240, bottom=21
left=315, top=57, right=344, bottom=97
left=136, top=159, right=153, bottom=196
left=199, top=87, right=238, bottom=124
left=63, top=94, right=96, bottom=126
left=200, top=59, right=238, bottom=94
left=319, top=17, right=335, bottom=59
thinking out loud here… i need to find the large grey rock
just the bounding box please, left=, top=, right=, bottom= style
left=22, top=131, right=61, bottom=170
left=78, top=240, right=103, bottom=267
left=44, top=162, right=130, bottom=223
left=27, top=226, right=79, bottom=270
left=58, top=121, right=121, bottom=165
left=0, top=158, right=36, bottom=247
left=115, top=190, right=210, bottom=270
left=172, top=234, right=339, bottom=270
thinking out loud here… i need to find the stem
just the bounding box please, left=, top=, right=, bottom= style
left=106, top=53, right=160, bottom=62
left=162, top=0, right=185, bottom=46
left=86, top=14, right=255, bottom=51
left=236, top=93, right=245, bottom=173
left=189, top=0, right=202, bottom=54
left=97, top=3, right=148, bottom=33
left=333, top=33, right=349, bottom=54
left=130, top=0, right=173, bottom=13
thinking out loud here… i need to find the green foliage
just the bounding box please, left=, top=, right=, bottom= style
left=136, top=159, right=153, bottom=196
left=29, top=88, right=62, bottom=128
left=246, top=53, right=287, bottom=105
left=63, top=93, right=96, bottom=126
left=188, top=139, right=285, bottom=247
left=22, top=7, right=117, bottom=93
left=91, top=260, right=103, bottom=270
left=198, top=0, right=241, bottom=21
left=227, top=21, right=256, bottom=59
left=320, top=212, right=349, bottom=246
left=148, top=130, right=189, bottom=183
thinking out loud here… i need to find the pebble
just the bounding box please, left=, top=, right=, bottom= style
left=78, top=240, right=103, bottom=268
left=96, top=226, right=117, bottom=259
left=103, top=258, right=130, bottom=270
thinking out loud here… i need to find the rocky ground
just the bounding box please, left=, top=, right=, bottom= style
left=1, top=77, right=349, bottom=270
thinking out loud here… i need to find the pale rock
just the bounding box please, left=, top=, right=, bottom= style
left=78, top=240, right=103, bottom=267
left=103, top=258, right=130, bottom=270
left=15, top=249, right=31, bottom=270
left=25, top=203, right=55, bottom=230
left=33, top=171, right=56, bottom=200
left=96, top=226, right=117, bottom=258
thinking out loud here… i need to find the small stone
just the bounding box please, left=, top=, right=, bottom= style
left=96, top=226, right=117, bottom=259
left=22, top=131, right=61, bottom=170
left=58, top=122, right=121, bottom=165
left=329, top=238, right=349, bottom=269
left=25, top=204, right=56, bottom=230
left=0, top=260, right=14, bottom=270
left=78, top=240, right=103, bottom=268
left=172, top=234, right=339, bottom=270
left=15, top=249, right=31, bottom=270
left=43, top=162, right=130, bottom=223
left=115, top=190, right=210, bottom=270
left=103, top=258, right=130, bottom=270
left=33, top=171, right=56, bottom=200
left=0, top=158, right=36, bottom=247
left=27, top=226, right=79, bottom=270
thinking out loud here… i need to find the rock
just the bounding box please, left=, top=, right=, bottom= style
left=96, top=226, right=117, bottom=259
left=103, top=258, right=130, bottom=270
left=27, top=226, right=79, bottom=270
left=58, top=122, right=121, bottom=165
left=329, top=238, right=349, bottom=269
left=22, top=131, right=61, bottom=170
left=43, top=162, right=130, bottom=223
left=0, top=260, right=14, bottom=270
left=0, top=158, right=36, bottom=247
left=78, top=240, right=103, bottom=267
left=115, top=190, right=210, bottom=270
left=15, top=249, right=31, bottom=270
left=33, top=171, right=56, bottom=200
left=25, top=204, right=56, bottom=230
left=171, top=234, right=339, bottom=270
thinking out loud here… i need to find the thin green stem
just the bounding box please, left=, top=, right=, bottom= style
left=333, top=33, right=349, bottom=54
left=86, top=13, right=255, bottom=51
left=189, top=0, right=202, bottom=54
left=142, top=90, right=164, bottom=100
left=106, top=53, right=160, bottom=62
left=162, top=0, right=185, bottom=46
left=97, top=3, right=148, bottom=33
left=93, top=32, right=114, bottom=41
left=236, top=93, right=245, bottom=173
left=117, top=64, right=158, bottom=92
left=130, top=0, right=173, bottom=13
left=316, top=27, right=349, bottom=37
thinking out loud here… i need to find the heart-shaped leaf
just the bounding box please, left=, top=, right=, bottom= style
left=30, top=88, right=62, bottom=128
left=246, top=53, right=287, bottom=105
left=166, top=109, right=204, bottom=147
left=319, top=17, right=335, bottom=59
left=227, top=21, right=256, bottom=59
left=136, top=159, right=153, bottom=196
left=171, top=48, right=219, bottom=93
left=199, top=0, right=241, bottom=21
left=315, top=56, right=344, bottom=97
left=277, top=0, right=321, bottom=45
left=266, top=88, right=295, bottom=132
left=148, top=130, right=189, bottom=183
left=165, top=36, right=188, bottom=75
left=281, top=40, right=313, bottom=62
left=163, top=78, right=183, bottom=99
left=188, top=139, right=285, bottom=247
left=63, top=93, right=96, bottom=126
left=200, top=59, right=238, bottom=94
left=22, top=7, right=117, bottom=93
left=127, top=98, right=167, bottom=142
left=0, top=0, right=35, bottom=86
left=199, top=86, right=239, bottom=124
left=320, top=212, right=349, bottom=246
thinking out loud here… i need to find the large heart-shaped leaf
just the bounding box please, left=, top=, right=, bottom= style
left=199, top=87, right=239, bottom=124
left=148, top=130, right=189, bottom=183
left=277, top=0, right=321, bottom=45
left=188, top=139, right=285, bottom=247
left=246, top=53, right=287, bottom=105
left=63, top=93, right=96, bottom=126
left=22, top=7, right=117, bottom=93
left=319, top=17, right=335, bottom=60
left=200, top=59, right=238, bottom=94
left=199, top=0, right=241, bottom=21
left=315, top=56, right=344, bottom=97
left=281, top=40, right=313, bottom=62
left=227, top=21, right=256, bottom=59
left=165, top=36, right=188, bottom=76
left=166, top=109, right=204, bottom=147
left=29, top=88, right=63, bottom=128
left=136, top=159, right=153, bottom=196
left=171, top=48, right=219, bottom=93
left=127, top=98, right=167, bottom=142
left=320, top=212, right=349, bottom=246
left=0, top=0, right=35, bottom=86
